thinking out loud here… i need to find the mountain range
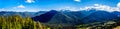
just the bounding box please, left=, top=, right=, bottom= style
left=1, top=9, right=120, bottom=26
left=31, top=9, right=120, bottom=26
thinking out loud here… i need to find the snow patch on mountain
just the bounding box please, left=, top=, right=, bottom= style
left=80, top=2, right=120, bottom=12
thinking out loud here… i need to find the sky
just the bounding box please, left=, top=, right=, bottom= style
left=0, top=0, right=120, bottom=12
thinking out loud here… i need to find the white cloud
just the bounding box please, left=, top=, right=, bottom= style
left=80, top=3, right=120, bottom=12
left=10, top=10, right=39, bottom=12
left=14, top=5, right=25, bottom=9
left=57, top=6, right=79, bottom=11
left=117, top=2, right=120, bottom=8
left=0, top=8, right=40, bottom=12
left=26, top=0, right=35, bottom=3
left=0, top=8, right=6, bottom=11
left=74, top=0, right=81, bottom=2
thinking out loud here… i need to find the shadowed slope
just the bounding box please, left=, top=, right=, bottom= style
left=32, top=10, right=58, bottom=23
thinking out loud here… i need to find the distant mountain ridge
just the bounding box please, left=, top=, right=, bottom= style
left=0, top=11, right=46, bottom=17
left=31, top=9, right=120, bottom=25
left=82, top=11, right=119, bottom=23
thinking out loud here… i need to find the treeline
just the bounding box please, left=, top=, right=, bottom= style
left=0, top=15, right=46, bottom=29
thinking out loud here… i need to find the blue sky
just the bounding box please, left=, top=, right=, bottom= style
left=0, top=0, right=120, bottom=12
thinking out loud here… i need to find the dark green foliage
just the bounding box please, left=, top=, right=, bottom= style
left=0, top=15, right=46, bottom=29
